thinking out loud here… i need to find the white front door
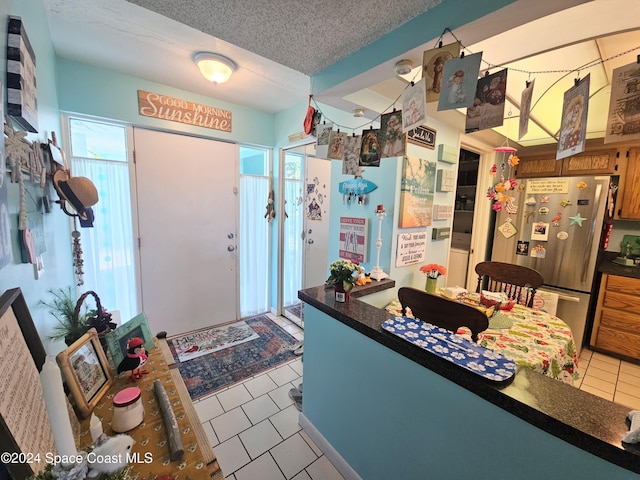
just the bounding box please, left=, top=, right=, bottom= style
left=132, top=128, right=238, bottom=335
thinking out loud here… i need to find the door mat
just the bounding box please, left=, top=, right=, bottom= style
left=170, top=319, right=260, bottom=362
left=168, top=315, right=299, bottom=400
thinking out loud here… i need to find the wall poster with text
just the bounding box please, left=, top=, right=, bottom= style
left=339, top=217, right=368, bottom=263
left=398, top=156, right=436, bottom=228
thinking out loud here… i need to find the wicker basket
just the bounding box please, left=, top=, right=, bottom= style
left=66, top=290, right=115, bottom=348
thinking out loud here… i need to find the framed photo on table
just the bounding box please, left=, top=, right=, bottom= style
left=56, top=328, right=112, bottom=418
left=105, top=312, right=154, bottom=369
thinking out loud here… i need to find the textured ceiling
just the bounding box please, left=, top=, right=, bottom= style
left=125, top=0, right=442, bottom=75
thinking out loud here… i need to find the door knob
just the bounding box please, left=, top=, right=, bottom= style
left=307, top=239, right=314, bottom=244
left=227, top=245, right=236, bottom=252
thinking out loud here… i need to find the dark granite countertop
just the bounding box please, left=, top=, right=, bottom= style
left=599, top=251, right=640, bottom=279
left=299, top=283, right=640, bottom=474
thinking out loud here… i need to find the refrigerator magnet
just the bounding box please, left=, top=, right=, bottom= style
left=530, top=244, right=546, bottom=258
left=569, top=213, right=587, bottom=226
left=531, top=222, right=549, bottom=241
left=560, top=199, right=572, bottom=207
left=516, top=240, right=529, bottom=255
left=525, top=196, right=536, bottom=206
left=538, top=207, right=549, bottom=215
left=557, top=231, right=569, bottom=240
left=540, top=195, right=550, bottom=203
left=551, top=212, right=562, bottom=226
left=498, top=219, right=518, bottom=238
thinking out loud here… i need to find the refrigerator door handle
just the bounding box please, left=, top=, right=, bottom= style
left=557, top=293, right=580, bottom=303
left=581, top=183, right=602, bottom=282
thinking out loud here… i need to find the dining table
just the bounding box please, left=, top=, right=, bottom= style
left=385, top=292, right=580, bottom=385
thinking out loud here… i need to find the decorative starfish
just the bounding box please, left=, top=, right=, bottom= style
left=569, top=213, right=587, bottom=226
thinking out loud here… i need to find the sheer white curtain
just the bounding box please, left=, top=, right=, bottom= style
left=71, top=157, right=137, bottom=320
left=239, top=175, right=270, bottom=317
left=283, top=178, right=303, bottom=307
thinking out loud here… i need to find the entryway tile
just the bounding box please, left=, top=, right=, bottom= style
left=291, top=471, right=312, bottom=480
left=211, top=407, right=252, bottom=442
left=269, top=382, right=297, bottom=410
left=218, top=384, right=253, bottom=411
left=234, top=452, right=286, bottom=480
left=201, top=420, right=219, bottom=447
left=269, top=404, right=302, bottom=439
left=194, top=393, right=224, bottom=422
left=270, top=433, right=318, bottom=478
left=306, top=455, right=345, bottom=480
left=242, top=394, right=281, bottom=425
left=244, top=373, right=279, bottom=398
left=268, top=364, right=300, bottom=386
left=239, top=420, right=283, bottom=459
left=214, top=435, right=251, bottom=477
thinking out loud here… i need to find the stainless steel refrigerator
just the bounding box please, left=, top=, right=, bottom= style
left=491, top=175, right=611, bottom=351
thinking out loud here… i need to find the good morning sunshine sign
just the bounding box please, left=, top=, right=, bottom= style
left=137, top=90, right=232, bottom=132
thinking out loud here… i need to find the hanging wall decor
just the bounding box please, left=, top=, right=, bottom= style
left=437, top=52, right=483, bottom=112
left=379, top=111, right=405, bottom=158
left=557, top=74, right=590, bottom=160
left=465, top=68, right=508, bottom=134
left=6, top=16, right=38, bottom=133
left=519, top=79, right=535, bottom=140
left=402, top=78, right=427, bottom=133
left=398, top=156, right=436, bottom=228
left=605, top=62, right=640, bottom=144
left=342, top=134, right=363, bottom=175
left=315, top=122, right=333, bottom=159
left=423, top=41, right=461, bottom=103
left=359, top=129, right=381, bottom=167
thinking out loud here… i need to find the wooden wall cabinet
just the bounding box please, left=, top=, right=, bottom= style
left=618, top=147, right=640, bottom=219
left=515, top=149, right=618, bottom=178
left=590, top=274, right=640, bottom=360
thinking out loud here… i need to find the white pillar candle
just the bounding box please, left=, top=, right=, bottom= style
left=40, top=355, right=78, bottom=460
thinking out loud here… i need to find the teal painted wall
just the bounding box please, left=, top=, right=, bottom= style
left=1, top=0, right=75, bottom=355
left=303, top=304, right=638, bottom=480
left=56, top=58, right=275, bottom=147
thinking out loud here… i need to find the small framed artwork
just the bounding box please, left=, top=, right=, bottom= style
left=105, top=312, right=154, bottom=369
left=56, top=328, right=112, bottom=418
left=406, top=125, right=436, bottom=150
left=6, top=16, right=38, bottom=133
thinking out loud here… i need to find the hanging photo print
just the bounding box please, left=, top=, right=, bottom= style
left=557, top=74, right=590, bottom=160
left=604, top=62, right=640, bottom=144
left=437, top=52, right=483, bottom=111
left=342, top=134, right=363, bottom=175
left=465, top=68, right=508, bottom=133
left=519, top=79, right=535, bottom=140
left=315, top=123, right=333, bottom=159
left=327, top=130, right=347, bottom=160
left=423, top=41, right=461, bottom=103
left=360, top=129, right=381, bottom=167
left=379, top=111, right=405, bottom=158
left=402, top=78, right=427, bottom=132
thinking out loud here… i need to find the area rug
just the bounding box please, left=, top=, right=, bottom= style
left=169, top=315, right=299, bottom=400
left=170, top=319, right=260, bottom=362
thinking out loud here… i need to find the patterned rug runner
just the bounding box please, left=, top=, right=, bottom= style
left=170, top=319, right=260, bottom=362
left=168, top=315, right=299, bottom=400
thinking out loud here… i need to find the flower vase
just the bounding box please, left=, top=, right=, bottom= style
left=425, top=277, right=438, bottom=294
left=334, top=283, right=350, bottom=303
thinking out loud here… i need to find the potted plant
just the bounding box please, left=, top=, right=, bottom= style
left=41, top=288, right=115, bottom=346
left=326, top=259, right=359, bottom=302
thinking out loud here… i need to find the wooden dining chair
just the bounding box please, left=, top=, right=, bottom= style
left=474, top=261, right=544, bottom=308
left=397, top=287, right=489, bottom=342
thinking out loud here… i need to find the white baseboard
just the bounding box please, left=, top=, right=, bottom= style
left=299, top=413, right=362, bottom=480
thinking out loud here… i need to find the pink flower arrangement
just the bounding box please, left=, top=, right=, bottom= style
left=420, top=263, right=447, bottom=279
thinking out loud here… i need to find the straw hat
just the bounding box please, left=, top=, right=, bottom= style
left=53, top=169, right=99, bottom=221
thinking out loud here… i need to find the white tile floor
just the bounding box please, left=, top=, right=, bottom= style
left=192, top=313, right=640, bottom=479
left=576, top=348, right=640, bottom=409
left=193, top=314, right=345, bottom=480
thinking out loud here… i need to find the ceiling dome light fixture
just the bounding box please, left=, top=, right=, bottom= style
left=353, top=108, right=365, bottom=117
left=394, top=59, right=414, bottom=76
left=193, top=52, right=237, bottom=85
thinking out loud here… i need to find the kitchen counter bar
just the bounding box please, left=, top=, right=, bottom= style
left=299, top=283, right=640, bottom=478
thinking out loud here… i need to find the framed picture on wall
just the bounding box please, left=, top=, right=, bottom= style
left=6, top=16, right=38, bottom=133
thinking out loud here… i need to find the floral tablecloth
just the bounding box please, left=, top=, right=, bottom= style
left=385, top=299, right=580, bottom=385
